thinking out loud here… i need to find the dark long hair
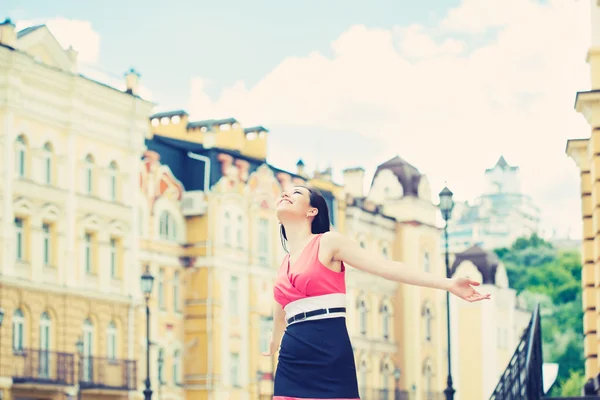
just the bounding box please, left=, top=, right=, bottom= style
left=279, top=186, right=331, bottom=253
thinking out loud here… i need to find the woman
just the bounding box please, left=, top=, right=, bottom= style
left=263, top=186, right=490, bottom=400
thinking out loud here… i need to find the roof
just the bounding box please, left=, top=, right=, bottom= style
left=16, top=24, right=44, bottom=38
left=244, top=126, right=269, bottom=133
left=150, top=110, right=188, bottom=120
left=486, top=156, right=518, bottom=173
left=451, top=245, right=499, bottom=285
left=371, top=155, right=422, bottom=197
left=187, top=117, right=238, bottom=130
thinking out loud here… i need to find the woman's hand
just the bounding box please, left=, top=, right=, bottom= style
left=448, top=277, right=491, bottom=302
left=261, top=337, right=279, bottom=357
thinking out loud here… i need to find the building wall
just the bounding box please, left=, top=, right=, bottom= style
left=567, top=0, right=600, bottom=390
left=0, top=20, right=153, bottom=400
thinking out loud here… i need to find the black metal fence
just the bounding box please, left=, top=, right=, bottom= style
left=489, top=303, right=543, bottom=400
left=12, top=348, right=75, bottom=385
left=79, top=356, right=137, bottom=390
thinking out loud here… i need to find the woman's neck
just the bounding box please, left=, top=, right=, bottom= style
left=283, top=222, right=313, bottom=254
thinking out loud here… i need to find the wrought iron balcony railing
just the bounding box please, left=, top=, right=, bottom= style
left=79, top=355, right=137, bottom=390
left=489, top=303, right=543, bottom=400
left=12, top=348, right=75, bottom=386
left=358, top=387, right=411, bottom=400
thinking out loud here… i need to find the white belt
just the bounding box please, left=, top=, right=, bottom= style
left=284, top=293, right=346, bottom=325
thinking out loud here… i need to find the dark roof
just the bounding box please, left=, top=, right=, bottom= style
left=296, top=159, right=305, bottom=166
left=343, top=166, right=365, bottom=173
left=451, top=245, right=499, bottom=285
left=371, top=155, right=422, bottom=197
left=150, top=110, right=188, bottom=119
left=486, top=156, right=518, bottom=172
left=187, top=117, right=238, bottom=130
left=1, top=18, right=16, bottom=27
left=346, top=197, right=396, bottom=221
left=16, top=24, right=44, bottom=38
left=244, top=126, right=269, bottom=133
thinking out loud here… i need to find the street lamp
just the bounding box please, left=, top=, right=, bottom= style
left=0, top=307, right=4, bottom=386
left=393, top=368, right=401, bottom=400
left=439, top=186, right=455, bottom=400
left=141, top=266, right=155, bottom=400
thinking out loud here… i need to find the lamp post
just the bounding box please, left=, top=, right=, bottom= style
left=76, top=336, right=84, bottom=400
left=141, top=266, right=155, bottom=400
left=0, top=307, right=4, bottom=389
left=393, top=367, right=401, bottom=400
left=439, top=186, right=455, bottom=400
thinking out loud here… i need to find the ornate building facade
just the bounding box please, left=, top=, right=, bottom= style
left=0, top=18, right=153, bottom=400
left=566, top=0, right=600, bottom=394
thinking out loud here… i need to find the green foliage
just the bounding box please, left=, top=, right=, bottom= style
left=495, top=234, right=584, bottom=395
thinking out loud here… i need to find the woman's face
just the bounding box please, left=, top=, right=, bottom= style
left=276, top=186, right=316, bottom=222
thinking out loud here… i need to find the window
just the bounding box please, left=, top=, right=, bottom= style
left=83, top=155, right=94, bottom=194
left=230, top=352, right=240, bottom=387
left=424, top=252, right=430, bottom=273
left=173, top=350, right=181, bottom=385
left=382, top=246, right=388, bottom=259
left=107, top=322, right=117, bottom=360
left=258, top=218, right=269, bottom=264
left=158, top=269, right=165, bottom=309
left=381, top=304, right=390, bottom=340
left=159, top=211, right=177, bottom=241
left=109, top=238, right=117, bottom=279
left=358, top=300, right=367, bottom=336
left=15, top=135, right=27, bottom=178
left=82, top=319, right=94, bottom=381
left=42, top=142, right=53, bottom=184
left=236, top=215, right=243, bottom=248
left=157, top=348, right=164, bottom=384
left=359, top=361, right=367, bottom=390
left=173, top=271, right=180, bottom=312
left=259, top=316, right=273, bottom=354
left=424, top=361, right=433, bottom=395
left=15, top=218, right=24, bottom=261
left=39, top=312, right=51, bottom=377
left=12, top=309, right=24, bottom=351
left=424, top=307, right=432, bottom=342
left=42, top=223, right=52, bottom=266
left=230, top=276, right=239, bottom=316
left=84, top=232, right=93, bottom=274
left=109, top=161, right=118, bottom=201
left=223, top=212, right=231, bottom=245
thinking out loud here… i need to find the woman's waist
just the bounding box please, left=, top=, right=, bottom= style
left=284, top=293, right=346, bottom=325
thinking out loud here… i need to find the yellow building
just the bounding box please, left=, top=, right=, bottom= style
left=0, top=18, right=153, bottom=400
left=567, top=0, right=600, bottom=394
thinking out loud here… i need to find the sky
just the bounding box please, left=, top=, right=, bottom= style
left=5, top=0, right=592, bottom=238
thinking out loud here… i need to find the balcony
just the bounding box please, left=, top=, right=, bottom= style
left=79, top=356, right=137, bottom=391
left=358, top=388, right=411, bottom=400
left=12, top=348, right=75, bottom=386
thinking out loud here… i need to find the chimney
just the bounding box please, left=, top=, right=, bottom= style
left=0, top=18, right=16, bottom=48
left=342, top=167, right=365, bottom=198
left=296, top=159, right=306, bottom=177
left=125, top=68, right=140, bottom=95
left=67, top=46, right=78, bottom=73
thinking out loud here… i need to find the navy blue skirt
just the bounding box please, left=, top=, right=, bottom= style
left=274, top=317, right=360, bottom=399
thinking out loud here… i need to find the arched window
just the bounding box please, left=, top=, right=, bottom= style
left=42, top=142, right=53, bottom=184
left=108, top=161, right=118, bottom=201
left=173, top=271, right=180, bottom=312
left=83, top=155, right=94, bottom=194
left=423, top=359, right=433, bottom=396
left=423, top=251, right=430, bottom=272
left=381, top=304, right=390, bottom=340
left=157, top=348, right=165, bottom=384
left=82, top=318, right=94, bottom=381
left=173, top=349, right=181, bottom=385
left=12, top=309, right=25, bottom=351
left=358, top=300, right=368, bottom=336
left=236, top=215, right=243, bottom=248
left=423, top=306, right=432, bottom=342
left=39, top=312, right=51, bottom=377
left=15, top=135, right=27, bottom=178
left=106, top=321, right=117, bottom=360
left=223, top=212, right=231, bottom=245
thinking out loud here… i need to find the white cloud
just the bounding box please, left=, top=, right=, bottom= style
left=15, top=18, right=153, bottom=100
left=182, top=0, right=587, bottom=236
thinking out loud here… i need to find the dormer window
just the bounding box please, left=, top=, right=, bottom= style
left=246, top=132, right=257, bottom=140
left=160, top=117, right=169, bottom=125
left=151, top=118, right=159, bottom=127
left=200, top=127, right=208, bottom=133
left=219, top=124, right=231, bottom=131
left=171, top=116, right=181, bottom=124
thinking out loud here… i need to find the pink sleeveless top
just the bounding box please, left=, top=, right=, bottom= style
left=273, top=234, right=346, bottom=308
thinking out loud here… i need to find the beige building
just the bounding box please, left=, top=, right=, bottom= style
left=0, top=17, right=153, bottom=400
left=566, top=0, right=600, bottom=394
left=449, top=246, right=530, bottom=400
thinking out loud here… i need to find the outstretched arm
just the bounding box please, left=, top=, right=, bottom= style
left=321, top=231, right=490, bottom=302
